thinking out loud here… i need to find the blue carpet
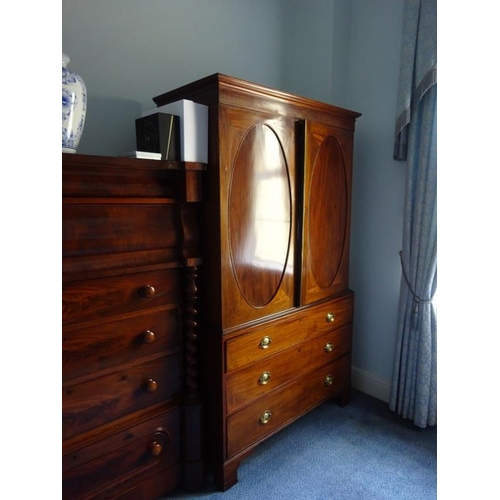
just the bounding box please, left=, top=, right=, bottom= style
left=164, top=390, right=437, bottom=499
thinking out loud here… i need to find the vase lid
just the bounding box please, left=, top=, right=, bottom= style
left=62, top=53, right=70, bottom=67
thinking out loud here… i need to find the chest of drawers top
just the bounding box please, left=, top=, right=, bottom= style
left=62, top=153, right=205, bottom=283
left=62, top=153, right=205, bottom=199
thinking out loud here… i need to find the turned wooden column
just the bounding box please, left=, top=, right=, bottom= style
left=174, top=162, right=206, bottom=491
left=181, top=264, right=204, bottom=490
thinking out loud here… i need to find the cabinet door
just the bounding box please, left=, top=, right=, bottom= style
left=300, top=121, right=353, bottom=305
left=218, top=105, right=297, bottom=328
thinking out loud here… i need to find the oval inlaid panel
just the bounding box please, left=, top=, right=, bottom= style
left=308, top=135, right=347, bottom=289
left=229, top=124, right=291, bottom=308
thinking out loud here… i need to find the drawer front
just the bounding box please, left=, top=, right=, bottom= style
left=225, top=292, right=354, bottom=372
left=62, top=161, right=180, bottom=198
left=226, top=324, right=352, bottom=413
left=62, top=268, right=182, bottom=327
left=63, top=308, right=180, bottom=382
left=63, top=354, right=181, bottom=440
left=225, top=314, right=304, bottom=371
left=226, top=354, right=351, bottom=458
left=63, top=407, right=181, bottom=499
left=63, top=203, right=181, bottom=259
left=306, top=293, right=353, bottom=337
left=103, top=463, right=182, bottom=500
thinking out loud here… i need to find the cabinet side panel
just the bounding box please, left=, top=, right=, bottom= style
left=199, top=104, right=223, bottom=328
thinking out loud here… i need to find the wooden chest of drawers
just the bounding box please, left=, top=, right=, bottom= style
left=153, top=73, right=360, bottom=491
left=220, top=292, right=353, bottom=476
left=226, top=355, right=351, bottom=458
left=62, top=154, right=205, bottom=499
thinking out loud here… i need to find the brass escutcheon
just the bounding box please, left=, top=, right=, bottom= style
left=260, top=410, right=272, bottom=424
left=258, top=371, right=271, bottom=385
left=259, top=336, right=272, bottom=349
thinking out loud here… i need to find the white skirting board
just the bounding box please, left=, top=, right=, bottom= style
left=351, top=366, right=391, bottom=403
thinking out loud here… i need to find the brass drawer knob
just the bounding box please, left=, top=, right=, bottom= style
left=148, top=441, right=163, bottom=457
left=260, top=410, right=272, bottom=424
left=139, top=285, right=156, bottom=299
left=259, top=336, right=272, bottom=349
left=258, top=372, right=271, bottom=385
left=143, top=378, right=158, bottom=393
left=324, top=375, right=334, bottom=386
left=141, top=330, right=156, bottom=344
left=326, top=312, right=336, bottom=323
left=324, top=342, right=334, bottom=353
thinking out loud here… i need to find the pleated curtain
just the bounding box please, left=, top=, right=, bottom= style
left=389, top=0, right=437, bottom=428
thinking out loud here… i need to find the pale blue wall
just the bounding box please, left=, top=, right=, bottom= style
left=281, top=0, right=336, bottom=103
left=62, top=0, right=405, bottom=400
left=345, top=0, right=406, bottom=392
left=282, top=0, right=352, bottom=106
left=62, top=0, right=287, bottom=156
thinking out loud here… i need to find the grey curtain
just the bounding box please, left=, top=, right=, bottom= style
left=389, top=0, right=437, bottom=428
left=393, top=0, right=436, bottom=161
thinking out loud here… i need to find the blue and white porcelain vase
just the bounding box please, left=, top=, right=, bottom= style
left=62, top=53, right=87, bottom=153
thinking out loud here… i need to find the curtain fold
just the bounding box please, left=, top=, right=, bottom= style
left=389, top=0, right=437, bottom=428
left=394, top=0, right=437, bottom=162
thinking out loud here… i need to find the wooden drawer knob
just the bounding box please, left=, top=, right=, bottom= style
left=259, top=410, right=272, bottom=424
left=139, top=285, right=156, bottom=299
left=141, top=330, right=156, bottom=344
left=324, top=342, right=334, bottom=353
left=258, top=371, right=271, bottom=385
left=259, top=336, right=272, bottom=349
left=324, top=375, right=334, bottom=386
left=143, top=378, right=158, bottom=393
left=148, top=441, right=163, bottom=457
left=326, top=312, right=336, bottom=323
